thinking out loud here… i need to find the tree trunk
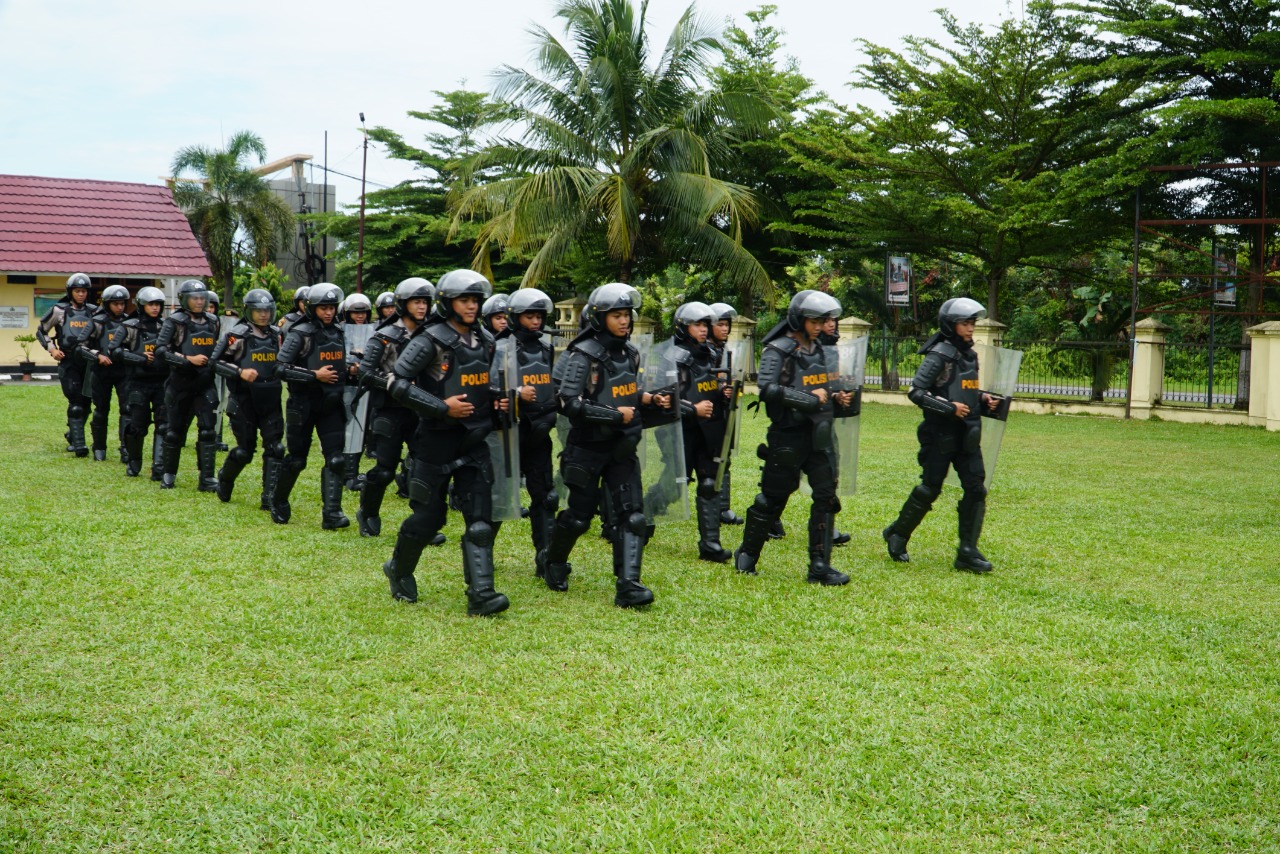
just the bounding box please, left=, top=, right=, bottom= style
left=222, top=270, right=236, bottom=314
left=986, top=267, right=1006, bottom=322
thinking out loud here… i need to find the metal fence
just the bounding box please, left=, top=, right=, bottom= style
left=1003, top=339, right=1130, bottom=402
left=1161, top=341, right=1250, bottom=408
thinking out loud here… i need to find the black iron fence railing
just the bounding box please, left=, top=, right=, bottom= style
left=1002, top=339, right=1130, bottom=402
left=1161, top=341, right=1250, bottom=408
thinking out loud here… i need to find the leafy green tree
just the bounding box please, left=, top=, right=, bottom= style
left=171, top=131, right=296, bottom=306
left=788, top=3, right=1161, bottom=320
left=452, top=0, right=775, bottom=299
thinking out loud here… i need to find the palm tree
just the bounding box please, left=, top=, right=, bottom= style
left=452, top=0, right=775, bottom=299
left=171, top=131, right=295, bottom=305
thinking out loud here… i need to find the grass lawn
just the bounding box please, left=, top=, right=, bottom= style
left=2, top=384, right=1279, bottom=851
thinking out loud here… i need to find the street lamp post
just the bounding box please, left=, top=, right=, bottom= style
left=356, top=112, right=368, bottom=294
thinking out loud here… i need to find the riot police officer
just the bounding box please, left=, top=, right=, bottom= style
left=733, top=290, right=856, bottom=585
left=341, top=292, right=374, bottom=491
left=78, top=284, right=132, bottom=462
left=355, top=277, right=438, bottom=539
left=536, top=283, right=674, bottom=608
left=481, top=293, right=509, bottom=336
left=118, top=287, right=169, bottom=479
left=154, top=279, right=221, bottom=491
left=707, top=302, right=744, bottom=526
left=882, top=298, right=1000, bottom=573
left=272, top=283, right=351, bottom=529
left=36, top=273, right=97, bottom=456
left=667, top=301, right=734, bottom=562
left=379, top=269, right=510, bottom=615
left=278, top=286, right=309, bottom=336
left=374, top=291, right=396, bottom=321
left=211, top=289, right=285, bottom=508
left=500, top=288, right=559, bottom=556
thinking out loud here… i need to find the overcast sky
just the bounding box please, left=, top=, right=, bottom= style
left=0, top=0, right=1017, bottom=207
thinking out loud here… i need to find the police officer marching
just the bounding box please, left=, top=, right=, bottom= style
left=154, top=279, right=221, bottom=491
left=78, top=284, right=133, bottom=463
left=117, top=287, right=169, bottom=479
left=536, top=283, right=675, bottom=608
left=497, top=288, right=559, bottom=557
left=36, top=272, right=97, bottom=457
left=668, top=301, right=735, bottom=562
left=272, top=283, right=351, bottom=530
left=733, top=290, right=856, bottom=586
left=355, top=277, right=441, bottom=542
left=707, top=302, right=745, bottom=526
left=210, top=289, right=285, bottom=509
left=882, top=298, right=1001, bottom=573
left=377, top=269, right=510, bottom=615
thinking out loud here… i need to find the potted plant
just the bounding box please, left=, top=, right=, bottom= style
left=13, top=334, right=37, bottom=380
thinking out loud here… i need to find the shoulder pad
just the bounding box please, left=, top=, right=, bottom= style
left=571, top=336, right=607, bottom=361
left=765, top=336, right=799, bottom=355
left=230, top=321, right=253, bottom=336
left=425, top=322, right=459, bottom=347
left=930, top=340, right=960, bottom=361
left=123, top=317, right=140, bottom=329
left=292, top=321, right=317, bottom=336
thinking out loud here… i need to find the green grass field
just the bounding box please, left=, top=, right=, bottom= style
left=3, top=384, right=1279, bottom=851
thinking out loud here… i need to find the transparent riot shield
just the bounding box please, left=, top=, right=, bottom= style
left=713, top=339, right=750, bottom=491
left=832, top=336, right=868, bottom=497
left=214, top=315, right=238, bottom=444
left=639, top=338, right=689, bottom=521
left=342, top=325, right=374, bottom=455
left=487, top=336, right=523, bottom=521
left=947, top=345, right=1023, bottom=490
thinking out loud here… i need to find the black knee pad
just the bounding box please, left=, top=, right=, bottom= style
left=831, top=497, right=842, bottom=514
left=557, top=510, right=592, bottom=536
left=542, top=490, right=560, bottom=512
left=227, top=446, right=255, bottom=466
left=962, top=484, right=988, bottom=503
left=263, top=442, right=285, bottom=460
left=464, top=520, right=494, bottom=547
left=326, top=454, right=347, bottom=475
left=68, top=404, right=86, bottom=420
left=696, top=477, right=718, bottom=500
left=622, top=511, right=648, bottom=536
left=197, top=429, right=217, bottom=446
left=911, top=483, right=941, bottom=503
left=365, top=464, right=396, bottom=487
left=284, top=455, right=308, bottom=474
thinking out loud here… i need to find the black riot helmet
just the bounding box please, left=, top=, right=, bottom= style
left=673, top=301, right=715, bottom=343
left=135, top=286, right=166, bottom=311
left=481, top=293, right=509, bottom=332
left=433, top=269, right=492, bottom=323
left=65, top=272, right=92, bottom=300
left=394, top=277, right=435, bottom=317
left=342, top=292, right=372, bottom=323
left=375, top=291, right=395, bottom=315
left=938, top=297, right=986, bottom=341
left=585, top=282, right=642, bottom=333
left=291, top=285, right=310, bottom=312
left=100, top=284, right=130, bottom=311
left=506, top=288, right=553, bottom=326
left=207, top=291, right=220, bottom=314
left=785, top=289, right=841, bottom=331
left=177, top=279, right=209, bottom=313
left=304, top=283, right=343, bottom=322
left=243, top=288, right=276, bottom=326
left=708, top=302, right=738, bottom=324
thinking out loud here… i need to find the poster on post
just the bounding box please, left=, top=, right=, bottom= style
left=886, top=255, right=911, bottom=306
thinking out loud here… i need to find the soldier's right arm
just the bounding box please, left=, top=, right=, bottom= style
left=907, top=352, right=958, bottom=415
left=559, top=351, right=623, bottom=425
left=77, top=317, right=103, bottom=362
left=212, top=328, right=243, bottom=379
left=36, top=305, right=61, bottom=351
left=277, top=328, right=318, bottom=383
left=155, top=316, right=189, bottom=367
left=385, top=333, right=450, bottom=420
left=357, top=333, right=389, bottom=387
left=119, top=322, right=148, bottom=365
left=757, top=343, right=822, bottom=413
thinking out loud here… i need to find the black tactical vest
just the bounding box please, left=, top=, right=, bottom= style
left=181, top=315, right=219, bottom=358
left=933, top=343, right=981, bottom=418
left=421, top=324, right=494, bottom=434
left=517, top=336, right=556, bottom=409
left=306, top=323, right=347, bottom=374
left=682, top=345, right=722, bottom=407
left=96, top=312, right=128, bottom=351
left=239, top=324, right=281, bottom=385
left=61, top=303, right=96, bottom=348
left=130, top=317, right=167, bottom=379
left=592, top=349, right=640, bottom=411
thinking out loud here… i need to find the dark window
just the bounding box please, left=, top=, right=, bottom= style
left=6, top=274, right=37, bottom=284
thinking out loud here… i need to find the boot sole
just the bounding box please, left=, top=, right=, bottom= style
left=468, top=595, right=510, bottom=616
left=615, top=593, right=654, bottom=608
left=954, top=561, right=993, bottom=574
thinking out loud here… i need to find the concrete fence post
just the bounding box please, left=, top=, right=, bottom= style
left=1246, top=321, right=1280, bottom=431
left=972, top=318, right=1007, bottom=392
left=1130, top=317, right=1170, bottom=419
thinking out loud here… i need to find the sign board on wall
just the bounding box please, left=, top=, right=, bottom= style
left=0, top=306, right=30, bottom=329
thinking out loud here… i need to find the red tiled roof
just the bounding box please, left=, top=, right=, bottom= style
left=0, top=174, right=211, bottom=277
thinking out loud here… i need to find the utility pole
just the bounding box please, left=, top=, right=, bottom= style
left=357, top=112, right=368, bottom=294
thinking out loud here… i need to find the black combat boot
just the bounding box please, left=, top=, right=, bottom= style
left=383, top=535, right=426, bottom=603
left=91, top=420, right=107, bottom=461
left=613, top=519, right=654, bottom=608
left=270, top=460, right=301, bottom=524
left=320, top=465, right=350, bottom=530
left=807, top=511, right=850, bottom=586
left=955, top=497, right=993, bottom=573
left=733, top=503, right=774, bottom=576
left=719, top=472, right=744, bottom=525
left=151, top=439, right=164, bottom=482
left=124, top=431, right=143, bottom=477
left=344, top=452, right=364, bottom=492
left=260, top=456, right=281, bottom=511
left=93, top=449, right=107, bottom=461
left=696, top=495, right=732, bottom=563
left=195, top=441, right=219, bottom=493
left=159, top=441, right=181, bottom=489
left=462, top=524, right=510, bottom=616
left=884, top=486, right=934, bottom=563
left=538, top=517, right=583, bottom=592
left=767, top=518, right=785, bottom=540
left=216, top=450, right=250, bottom=503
